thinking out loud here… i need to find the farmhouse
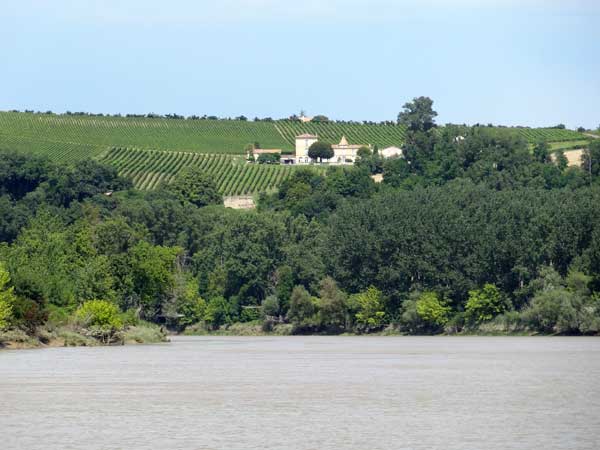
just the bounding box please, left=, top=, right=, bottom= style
left=249, top=148, right=281, bottom=161
left=294, top=134, right=366, bottom=165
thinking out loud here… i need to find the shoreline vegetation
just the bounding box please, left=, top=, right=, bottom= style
left=1, top=99, right=599, bottom=351
left=2, top=317, right=593, bottom=352
left=0, top=323, right=168, bottom=350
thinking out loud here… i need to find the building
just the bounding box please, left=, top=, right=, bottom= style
left=380, top=146, right=403, bottom=158
left=249, top=148, right=282, bottom=161
left=294, top=134, right=319, bottom=164
left=329, top=135, right=365, bottom=164
left=294, top=134, right=366, bottom=165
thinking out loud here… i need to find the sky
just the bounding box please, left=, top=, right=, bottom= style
left=1, top=0, right=599, bottom=128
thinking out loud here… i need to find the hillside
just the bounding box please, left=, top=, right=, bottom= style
left=0, top=111, right=591, bottom=194
left=100, top=147, right=309, bottom=194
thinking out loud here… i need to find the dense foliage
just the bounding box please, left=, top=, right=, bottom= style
left=1, top=104, right=599, bottom=339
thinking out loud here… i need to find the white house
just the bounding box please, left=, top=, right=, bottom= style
left=294, top=134, right=367, bottom=165
left=380, top=146, right=403, bottom=158
left=329, top=135, right=364, bottom=164
left=294, top=134, right=319, bottom=164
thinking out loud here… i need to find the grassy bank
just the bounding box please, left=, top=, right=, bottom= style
left=0, top=323, right=168, bottom=350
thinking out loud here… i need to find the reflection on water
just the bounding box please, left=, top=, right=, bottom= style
left=1, top=336, right=599, bottom=450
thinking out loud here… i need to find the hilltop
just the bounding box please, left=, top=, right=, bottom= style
left=0, top=110, right=591, bottom=194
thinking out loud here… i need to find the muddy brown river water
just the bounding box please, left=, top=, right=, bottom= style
left=1, top=336, right=599, bottom=450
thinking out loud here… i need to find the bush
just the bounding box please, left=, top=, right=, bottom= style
left=352, top=286, right=386, bottom=332
left=261, top=295, right=280, bottom=318
left=0, top=262, right=16, bottom=331
left=120, top=308, right=141, bottom=327
left=287, top=285, right=316, bottom=330
left=401, top=292, right=450, bottom=334
left=203, top=296, right=231, bottom=330
left=46, top=305, right=72, bottom=328
left=75, top=300, right=123, bottom=331
left=123, top=323, right=167, bottom=344
left=465, top=284, right=506, bottom=324
left=522, top=289, right=580, bottom=334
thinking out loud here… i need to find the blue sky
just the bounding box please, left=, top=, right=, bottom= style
left=1, top=0, right=599, bottom=128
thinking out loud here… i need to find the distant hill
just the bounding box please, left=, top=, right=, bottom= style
left=0, top=111, right=590, bottom=194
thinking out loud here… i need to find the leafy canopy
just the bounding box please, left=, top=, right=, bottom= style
left=0, top=262, right=15, bottom=330
left=164, top=166, right=222, bottom=208
left=308, top=141, right=334, bottom=161
left=75, top=300, right=123, bottom=331
left=465, top=284, right=505, bottom=323
left=397, top=96, right=438, bottom=132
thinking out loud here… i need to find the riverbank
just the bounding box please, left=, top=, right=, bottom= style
left=0, top=324, right=168, bottom=350
left=182, top=320, right=582, bottom=337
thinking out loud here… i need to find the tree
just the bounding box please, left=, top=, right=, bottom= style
left=316, top=277, right=347, bottom=330
left=287, top=285, right=315, bottom=329
left=308, top=141, right=334, bottom=162
left=312, top=115, right=329, bottom=123
left=127, top=241, right=183, bottom=320
left=415, top=292, right=450, bottom=328
left=175, top=279, right=207, bottom=328
left=465, top=284, right=505, bottom=324
left=555, top=150, right=568, bottom=171
left=0, top=262, right=15, bottom=330
left=257, top=153, right=280, bottom=164
left=356, top=146, right=371, bottom=159
left=352, top=286, right=386, bottom=332
left=582, top=140, right=600, bottom=179
left=203, top=296, right=231, bottom=330
left=164, top=166, right=222, bottom=207
left=261, top=295, right=280, bottom=318
left=274, top=265, right=294, bottom=314
left=397, top=96, right=438, bottom=132
left=75, top=299, right=123, bottom=331
left=533, top=141, right=551, bottom=163
left=400, top=292, right=450, bottom=334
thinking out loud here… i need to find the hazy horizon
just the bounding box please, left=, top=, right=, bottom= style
left=1, top=0, right=598, bottom=128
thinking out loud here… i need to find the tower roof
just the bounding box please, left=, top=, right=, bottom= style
left=339, top=135, right=349, bottom=146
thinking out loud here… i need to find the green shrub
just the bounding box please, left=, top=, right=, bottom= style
left=352, top=286, right=386, bottom=332
left=522, top=289, right=580, bottom=334
left=401, top=292, right=450, bottom=334
left=120, top=308, right=141, bottom=327
left=203, top=296, right=231, bottom=330
left=46, top=305, right=72, bottom=328
left=465, top=284, right=506, bottom=324
left=261, top=295, right=280, bottom=318
left=75, top=300, right=123, bottom=331
left=58, top=329, right=97, bottom=347
left=123, top=323, right=167, bottom=344
left=0, top=262, right=16, bottom=331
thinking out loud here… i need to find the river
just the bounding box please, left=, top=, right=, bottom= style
left=1, top=336, right=599, bottom=450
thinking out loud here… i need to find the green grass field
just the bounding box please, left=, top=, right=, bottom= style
left=549, top=140, right=590, bottom=151
left=99, top=147, right=314, bottom=194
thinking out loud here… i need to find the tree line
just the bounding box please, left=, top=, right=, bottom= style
left=1, top=98, right=599, bottom=341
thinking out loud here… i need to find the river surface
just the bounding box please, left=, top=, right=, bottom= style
left=1, top=336, right=599, bottom=450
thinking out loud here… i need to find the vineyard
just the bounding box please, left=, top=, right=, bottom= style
left=0, top=112, right=590, bottom=166
left=0, top=111, right=591, bottom=197
left=449, top=125, right=586, bottom=143
left=275, top=121, right=408, bottom=148
left=0, top=112, right=289, bottom=158
left=100, top=147, right=310, bottom=194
